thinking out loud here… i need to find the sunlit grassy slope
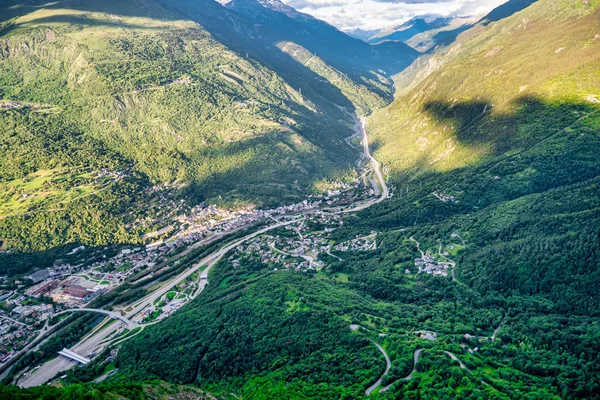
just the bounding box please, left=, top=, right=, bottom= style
left=370, top=0, right=600, bottom=178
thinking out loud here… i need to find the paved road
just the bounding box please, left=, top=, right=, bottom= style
left=365, top=341, right=392, bottom=396
left=437, top=240, right=465, bottom=286
left=410, top=236, right=425, bottom=258
left=19, top=319, right=123, bottom=388
left=54, top=308, right=138, bottom=330
left=0, top=319, right=49, bottom=379
left=126, top=217, right=306, bottom=321
left=445, top=351, right=469, bottom=370
left=380, top=348, right=423, bottom=393
left=491, top=311, right=508, bottom=341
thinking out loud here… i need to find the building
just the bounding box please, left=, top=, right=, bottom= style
left=83, top=289, right=105, bottom=303
left=63, top=285, right=92, bottom=299
left=27, top=269, right=50, bottom=283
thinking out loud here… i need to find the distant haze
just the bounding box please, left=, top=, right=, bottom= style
left=281, top=0, right=509, bottom=31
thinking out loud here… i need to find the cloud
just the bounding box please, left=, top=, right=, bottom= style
left=282, top=0, right=509, bottom=30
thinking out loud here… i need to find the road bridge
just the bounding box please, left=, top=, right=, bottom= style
left=54, top=308, right=138, bottom=330
left=57, top=348, right=90, bottom=365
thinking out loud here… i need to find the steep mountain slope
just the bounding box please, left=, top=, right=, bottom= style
left=0, top=0, right=414, bottom=262
left=163, top=0, right=418, bottom=105
left=357, top=0, right=600, bottom=395
left=110, top=1, right=600, bottom=399
left=220, top=0, right=419, bottom=77
left=393, top=0, right=540, bottom=96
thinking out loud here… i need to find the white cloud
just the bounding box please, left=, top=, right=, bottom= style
left=281, top=0, right=509, bottom=31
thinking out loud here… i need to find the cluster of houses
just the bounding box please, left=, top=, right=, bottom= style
left=432, top=190, right=457, bottom=203
left=414, top=251, right=451, bottom=276
left=230, top=212, right=381, bottom=273
left=0, top=172, right=380, bottom=366
left=334, top=233, right=378, bottom=252
left=0, top=294, right=55, bottom=364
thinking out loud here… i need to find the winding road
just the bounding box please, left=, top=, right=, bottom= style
left=365, top=341, right=392, bottom=396
left=379, top=348, right=423, bottom=393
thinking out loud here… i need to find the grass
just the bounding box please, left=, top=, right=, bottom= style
left=116, top=263, right=133, bottom=273
left=285, top=299, right=310, bottom=313
left=102, top=362, right=117, bottom=375
left=334, top=273, right=349, bottom=283
left=0, top=167, right=108, bottom=217
left=219, top=276, right=233, bottom=288
left=166, top=291, right=177, bottom=301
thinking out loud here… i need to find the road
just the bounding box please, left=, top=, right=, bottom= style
left=18, top=112, right=390, bottom=387
left=0, top=319, right=49, bottom=379
left=491, top=311, right=508, bottom=341
left=270, top=241, right=315, bottom=269
left=410, top=236, right=425, bottom=258
left=125, top=217, right=306, bottom=322
left=54, top=308, right=138, bottom=330
left=0, top=315, right=29, bottom=327
left=19, top=319, right=123, bottom=388
left=437, top=240, right=465, bottom=286
left=365, top=341, right=392, bottom=396
left=379, top=348, right=423, bottom=393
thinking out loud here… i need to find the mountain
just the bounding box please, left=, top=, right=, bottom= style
left=0, top=0, right=416, bottom=266
left=362, top=0, right=600, bottom=394
left=202, top=0, right=419, bottom=77
left=3, top=0, right=600, bottom=398
left=108, top=0, right=600, bottom=398
left=393, top=0, right=541, bottom=96
left=369, top=16, right=454, bottom=43
left=343, top=27, right=380, bottom=42
left=368, top=15, right=479, bottom=52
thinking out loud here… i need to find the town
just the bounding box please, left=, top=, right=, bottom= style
left=0, top=169, right=379, bottom=367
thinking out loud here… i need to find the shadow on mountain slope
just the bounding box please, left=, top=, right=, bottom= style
left=364, top=94, right=600, bottom=231
left=480, top=0, right=539, bottom=26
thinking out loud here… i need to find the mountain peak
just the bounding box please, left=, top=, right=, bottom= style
left=218, top=0, right=311, bottom=20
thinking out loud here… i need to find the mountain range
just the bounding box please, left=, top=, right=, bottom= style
left=0, top=0, right=417, bottom=265
left=2, top=0, right=600, bottom=399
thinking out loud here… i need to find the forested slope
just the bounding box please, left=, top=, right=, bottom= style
left=112, top=1, right=600, bottom=398
left=0, top=0, right=402, bottom=258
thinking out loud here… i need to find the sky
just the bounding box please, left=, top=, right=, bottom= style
left=281, top=0, right=509, bottom=31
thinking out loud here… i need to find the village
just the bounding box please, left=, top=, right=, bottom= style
left=228, top=212, right=378, bottom=273
left=410, top=235, right=465, bottom=277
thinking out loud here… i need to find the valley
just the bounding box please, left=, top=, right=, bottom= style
left=1, top=0, right=600, bottom=399
left=3, top=112, right=393, bottom=389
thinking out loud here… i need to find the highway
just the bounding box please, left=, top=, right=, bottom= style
left=54, top=308, right=138, bottom=330
left=19, top=318, right=122, bottom=388
left=18, top=112, right=389, bottom=387
left=124, top=216, right=305, bottom=321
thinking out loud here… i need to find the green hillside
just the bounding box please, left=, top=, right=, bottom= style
left=2, top=0, right=600, bottom=399
left=108, top=1, right=600, bottom=399
left=0, top=380, right=219, bottom=399
left=0, top=0, right=391, bottom=258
